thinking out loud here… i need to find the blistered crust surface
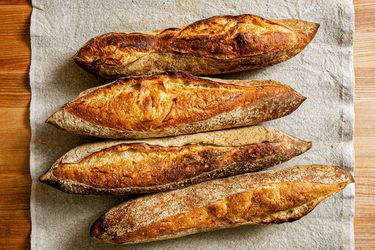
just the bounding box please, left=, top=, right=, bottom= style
left=73, top=15, right=319, bottom=77
left=52, top=143, right=284, bottom=188
left=39, top=126, right=312, bottom=195
left=47, top=72, right=305, bottom=138
left=91, top=165, right=353, bottom=244
left=102, top=183, right=342, bottom=244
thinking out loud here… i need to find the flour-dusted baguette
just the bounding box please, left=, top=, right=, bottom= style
left=39, top=126, right=311, bottom=195
left=46, top=72, right=305, bottom=139
left=73, top=14, right=319, bottom=78
left=91, top=164, right=353, bottom=244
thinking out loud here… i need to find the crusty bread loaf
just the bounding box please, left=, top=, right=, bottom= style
left=46, top=72, right=305, bottom=139
left=73, top=14, right=319, bottom=78
left=90, top=164, right=353, bottom=244
left=39, top=126, right=311, bottom=195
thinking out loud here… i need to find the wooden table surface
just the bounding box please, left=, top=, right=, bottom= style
left=0, top=0, right=374, bottom=249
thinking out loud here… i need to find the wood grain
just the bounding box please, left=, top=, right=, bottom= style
left=354, top=1, right=375, bottom=249
left=0, top=1, right=373, bottom=249
left=0, top=3, right=31, bottom=250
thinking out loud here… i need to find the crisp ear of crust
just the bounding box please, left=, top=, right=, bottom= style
left=46, top=72, right=306, bottom=139
left=90, top=164, right=353, bottom=245
left=73, top=14, right=319, bottom=78
left=39, top=126, right=311, bottom=195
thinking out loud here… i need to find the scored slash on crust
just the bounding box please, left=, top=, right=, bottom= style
left=73, top=14, right=319, bottom=78
left=39, top=126, right=312, bottom=195
left=89, top=164, right=353, bottom=244
left=46, top=72, right=307, bottom=139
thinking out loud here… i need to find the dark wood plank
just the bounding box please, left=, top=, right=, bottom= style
left=0, top=0, right=30, bottom=5
left=0, top=5, right=31, bottom=40
left=0, top=3, right=31, bottom=250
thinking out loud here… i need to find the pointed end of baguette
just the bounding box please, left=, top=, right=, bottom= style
left=275, top=19, right=319, bottom=42
left=295, top=92, right=307, bottom=109
left=296, top=165, right=355, bottom=185
left=323, top=165, right=354, bottom=185
left=45, top=114, right=55, bottom=125
left=38, top=169, right=72, bottom=193
left=39, top=167, right=56, bottom=184
left=39, top=171, right=59, bottom=191
left=39, top=173, right=49, bottom=183
left=45, top=110, right=64, bottom=129
left=73, top=52, right=95, bottom=75
left=304, top=21, right=320, bottom=42
left=91, top=217, right=107, bottom=241
left=298, top=21, right=319, bottom=43
left=73, top=36, right=99, bottom=75
left=301, top=140, right=312, bottom=152
left=273, top=80, right=306, bottom=106
left=335, top=165, right=355, bottom=184
left=285, top=139, right=311, bottom=161
left=46, top=109, right=58, bottom=122
left=348, top=173, right=355, bottom=184
left=289, top=88, right=307, bottom=112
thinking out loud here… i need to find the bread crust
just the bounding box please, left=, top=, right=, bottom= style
left=90, top=164, right=354, bottom=244
left=46, top=72, right=306, bottom=139
left=39, top=126, right=311, bottom=195
left=73, top=15, right=319, bottom=78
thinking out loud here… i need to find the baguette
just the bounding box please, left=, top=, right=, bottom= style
left=91, top=164, right=354, bottom=244
left=39, top=126, right=311, bottom=195
left=73, top=14, right=319, bottom=78
left=46, top=72, right=305, bottom=139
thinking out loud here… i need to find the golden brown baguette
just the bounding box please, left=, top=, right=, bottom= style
left=46, top=72, right=305, bottom=139
left=73, top=14, right=319, bottom=78
left=39, top=126, right=311, bottom=195
left=90, top=164, right=354, bottom=245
